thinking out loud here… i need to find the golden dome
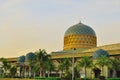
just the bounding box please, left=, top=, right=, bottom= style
left=64, top=23, right=97, bottom=50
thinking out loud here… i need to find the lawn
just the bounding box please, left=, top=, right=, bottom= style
left=0, top=78, right=34, bottom=80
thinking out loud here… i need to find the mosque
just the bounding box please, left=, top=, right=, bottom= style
left=1, top=22, right=120, bottom=78
left=50, top=22, right=120, bottom=77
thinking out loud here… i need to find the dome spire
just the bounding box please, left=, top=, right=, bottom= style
left=79, top=18, right=82, bottom=24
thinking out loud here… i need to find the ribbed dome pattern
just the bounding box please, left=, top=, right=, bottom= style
left=63, top=22, right=97, bottom=50
left=65, top=23, right=96, bottom=37
left=26, top=52, right=35, bottom=61
left=93, top=49, right=109, bottom=59
left=18, top=56, right=25, bottom=62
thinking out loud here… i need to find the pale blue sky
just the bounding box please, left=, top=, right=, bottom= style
left=0, top=0, right=120, bottom=58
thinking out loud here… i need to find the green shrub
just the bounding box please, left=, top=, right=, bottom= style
left=108, top=78, right=120, bottom=80
left=81, top=78, right=91, bottom=80
left=34, top=77, right=61, bottom=80
left=75, top=78, right=78, bottom=80
left=46, top=77, right=60, bottom=80
left=92, top=78, right=98, bottom=80
left=35, top=77, right=45, bottom=80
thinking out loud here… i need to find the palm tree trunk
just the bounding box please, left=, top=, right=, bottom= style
left=39, top=63, right=42, bottom=77
left=101, top=66, right=104, bottom=76
left=24, top=67, right=26, bottom=78
left=48, top=71, right=50, bottom=77
left=4, top=68, right=7, bottom=77
left=40, top=69, right=42, bottom=77
left=34, top=72, right=36, bottom=78
left=20, top=67, right=21, bottom=78
left=29, top=66, right=31, bottom=78
left=43, top=71, right=45, bottom=77
left=50, top=70, right=51, bottom=77
left=59, top=71, right=62, bottom=78
left=85, top=66, right=87, bottom=80
left=112, top=69, right=116, bottom=78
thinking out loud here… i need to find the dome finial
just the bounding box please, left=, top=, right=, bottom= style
left=79, top=18, right=82, bottom=24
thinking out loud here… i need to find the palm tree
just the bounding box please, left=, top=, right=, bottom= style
left=96, top=56, right=111, bottom=76
left=74, top=66, right=81, bottom=79
left=31, top=62, right=39, bottom=77
left=109, top=58, right=120, bottom=77
left=10, top=66, right=17, bottom=78
left=28, top=58, right=35, bottom=78
left=0, top=67, right=4, bottom=77
left=58, top=60, right=64, bottom=78
left=34, top=49, right=50, bottom=77
left=25, top=52, right=36, bottom=78
left=17, top=55, right=25, bottom=78
left=44, top=59, right=55, bottom=77
left=0, top=58, right=9, bottom=77
left=64, top=58, right=71, bottom=73
left=78, top=56, right=93, bottom=79
left=58, top=58, right=71, bottom=79
left=7, top=64, right=11, bottom=77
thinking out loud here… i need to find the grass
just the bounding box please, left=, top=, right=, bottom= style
left=0, top=78, right=34, bottom=80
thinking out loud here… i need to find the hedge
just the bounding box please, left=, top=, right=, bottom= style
left=35, top=77, right=61, bottom=80
left=108, top=78, right=120, bottom=80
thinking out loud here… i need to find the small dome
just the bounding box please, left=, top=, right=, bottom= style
left=65, top=23, right=96, bottom=37
left=26, top=52, right=35, bottom=61
left=93, top=49, right=109, bottom=59
left=18, top=55, right=25, bottom=62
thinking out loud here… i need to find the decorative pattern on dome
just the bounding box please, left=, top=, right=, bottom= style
left=65, top=23, right=96, bottom=36
left=18, top=56, right=25, bottom=62
left=63, top=23, right=97, bottom=50
left=93, top=49, right=109, bottom=59
left=26, top=52, right=35, bottom=61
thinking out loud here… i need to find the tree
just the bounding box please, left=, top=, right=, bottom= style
left=31, top=63, right=39, bottom=77
left=44, top=59, right=55, bottom=77
left=17, top=55, right=25, bottom=78
left=0, top=63, right=4, bottom=77
left=109, top=58, right=120, bottom=77
left=96, top=56, right=111, bottom=76
left=28, top=58, right=35, bottom=78
left=26, top=53, right=36, bottom=78
left=63, top=58, right=71, bottom=73
left=78, top=56, right=93, bottom=79
left=0, top=58, right=9, bottom=77
left=58, top=58, right=71, bottom=79
left=10, top=66, right=17, bottom=78
left=58, top=60, right=64, bottom=78
left=30, top=53, right=53, bottom=77
left=34, top=49, right=50, bottom=77
left=74, top=66, right=81, bottom=78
